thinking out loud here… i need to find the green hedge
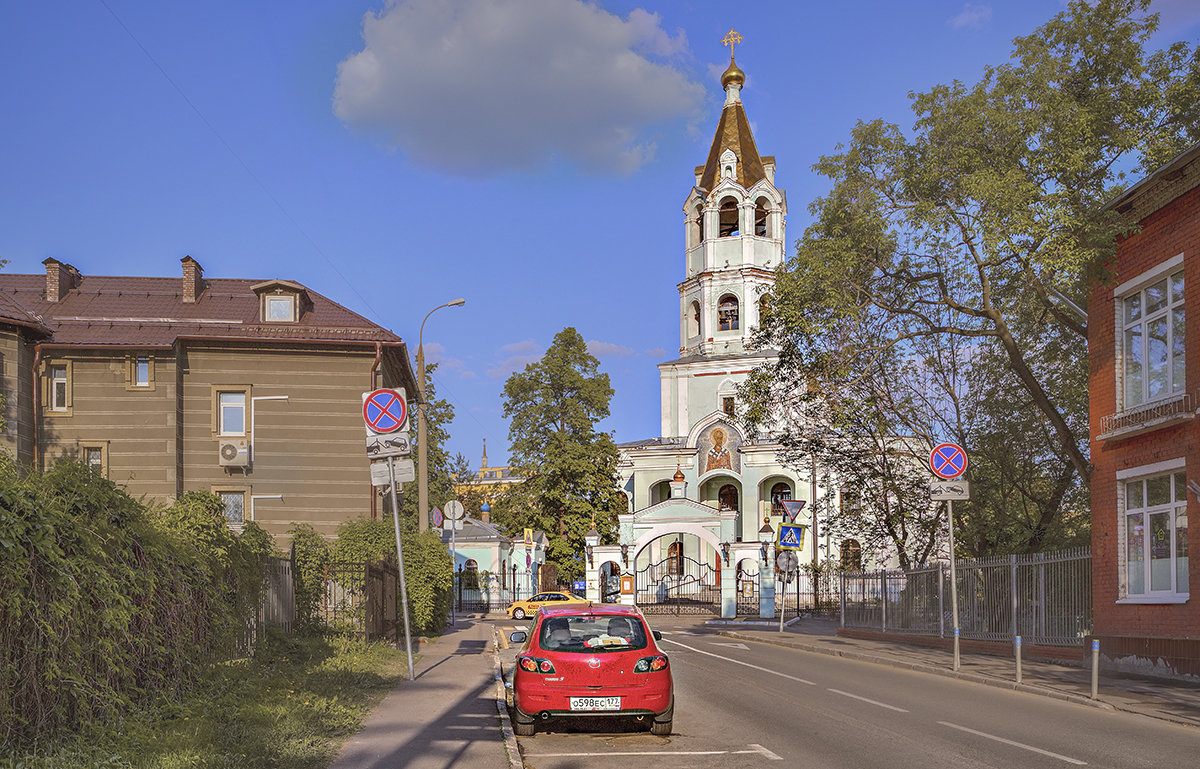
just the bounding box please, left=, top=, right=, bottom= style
left=0, top=461, right=272, bottom=747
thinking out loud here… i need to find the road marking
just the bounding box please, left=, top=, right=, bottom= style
left=712, top=642, right=750, bottom=650
left=660, top=638, right=816, bottom=685
left=938, top=721, right=1087, bottom=765
left=524, top=744, right=781, bottom=760
left=827, top=688, right=909, bottom=712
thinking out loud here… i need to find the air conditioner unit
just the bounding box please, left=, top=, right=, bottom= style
left=219, top=439, right=249, bottom=468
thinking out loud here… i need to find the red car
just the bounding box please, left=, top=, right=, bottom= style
left=508, top=604, right=673, bottom=736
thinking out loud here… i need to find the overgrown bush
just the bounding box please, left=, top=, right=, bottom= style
left=0, top=461, right=272, bottom=748
left=289, top=522, right=332, bottom=630
left=293, top=517, right=453, bottom=636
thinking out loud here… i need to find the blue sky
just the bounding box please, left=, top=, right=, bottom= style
left=3, top=1, right=1199, bottom=472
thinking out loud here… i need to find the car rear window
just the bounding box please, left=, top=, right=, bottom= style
left=539, top=614, right=648, bottom=653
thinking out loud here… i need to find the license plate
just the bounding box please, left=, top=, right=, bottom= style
left=569, top=696, right=621, bottom=711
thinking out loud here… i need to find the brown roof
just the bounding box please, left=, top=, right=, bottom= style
left=0, top=272, right=403, bottom=348
left=696, top=100, right=767, bottom=192
left=0, top=290, right=51, bottom=335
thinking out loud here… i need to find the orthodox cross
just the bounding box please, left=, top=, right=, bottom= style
left=722, top=28, right=743, bottom=57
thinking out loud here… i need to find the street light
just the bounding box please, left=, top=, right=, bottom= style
left=585, top=526, right=600, bottom=566
left=758, top=518, right=774, bottom=564
left=416, top=298, right=465, bottom=531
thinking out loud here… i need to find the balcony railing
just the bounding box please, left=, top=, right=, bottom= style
left=1099, top=391, right=1193, bottom=440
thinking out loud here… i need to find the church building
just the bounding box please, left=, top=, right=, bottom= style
left=585, top=44, right=819, bottom=618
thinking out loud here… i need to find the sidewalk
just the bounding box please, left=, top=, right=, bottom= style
left=712, top=616, right=1200, bottom=728
left=328, top=616, right=519, bottom=769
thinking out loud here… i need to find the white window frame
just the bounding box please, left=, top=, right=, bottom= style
left=1115, top=254, right=1185, bottom=410
left=264, top=293, right=296, bottom=322
left=1116, top=459, right=1189, bottom=603
left=49, top=364, right=68, bottom=412
left=217, top=390, right=247, bottom=436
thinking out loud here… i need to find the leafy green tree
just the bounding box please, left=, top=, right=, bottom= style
left=389, top=362, right=470, bottom=524
left=499, top=328, right=622, bottom=582
left=747, top=0, right=1199, bottom=556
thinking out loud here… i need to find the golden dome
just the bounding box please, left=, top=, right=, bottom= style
left=673, top=466, right=686, bottom=482
left=721, top=58, right=745, bottom=89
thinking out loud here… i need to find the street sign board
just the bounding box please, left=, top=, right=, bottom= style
left=362, top=389, right=408, bottom=435
left=365, top=432, right=411, bottom=459
left=431, top=507, right=444, bottom=527
left=572, top=580, right=585, bottom=592
left=445, top=500, right=465, bottom=521
left=524, top=528, right=533, bottom=547
left=442, top=518, right=463, bottom=531
left=369, top=457, right=415, bottom=486
left=780, top=499, right=807, bottom=523
left=776, top=550, right=799, bottom=572
left=777, top=522, right=807, bottom=551
left=931, top=480, right=972, bottom=501
left=930, top=442, right=968, bottom=480
left=526, top=551, right=532, bottom=568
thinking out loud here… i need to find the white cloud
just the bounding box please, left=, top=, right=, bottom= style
left=587, top=339, right=635, bottom=358
left=487, top=339, right=543, bottom=378
left=333, top=0, right=705, bottom=176
left=948, top=3, right=992, bottom=30
left=643, top=347, right=666, bottom=358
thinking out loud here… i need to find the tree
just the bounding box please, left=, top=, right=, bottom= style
left=747, top=0, right=1199, bottom=555
left=390, top=362, right=470, bottom=524
left=498, top=328, right=622, bottom=582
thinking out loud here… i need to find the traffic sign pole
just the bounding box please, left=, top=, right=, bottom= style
left=948, top=498, right=960, bottom=672
left=387, top=455, right=415, bottom=681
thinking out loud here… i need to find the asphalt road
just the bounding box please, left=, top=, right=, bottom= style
left=504, top=618, right=1200, bottom=769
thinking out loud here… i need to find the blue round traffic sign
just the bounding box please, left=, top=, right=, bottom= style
left=930, top=443, right=968, bottom=479
left=363, top=389, right=407, bottom=434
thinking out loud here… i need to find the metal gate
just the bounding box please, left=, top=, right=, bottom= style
left=735, top=568, right=759, bottom=616
left=635, top=555, right=720, bottom=615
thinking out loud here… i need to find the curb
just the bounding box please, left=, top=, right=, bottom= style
left=716, top=630, right=1115, bottom=714
left=492, top=627, right=524, bottom=769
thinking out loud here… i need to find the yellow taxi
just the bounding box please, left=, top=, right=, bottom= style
left=506, top=591, right=589, bottom=620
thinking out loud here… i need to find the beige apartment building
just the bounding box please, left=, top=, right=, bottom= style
left=0, top=256, right=416, bottom=542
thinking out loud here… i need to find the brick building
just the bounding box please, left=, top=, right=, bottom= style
left=1089, top=143, right=1199, bottom=676
left=0, top=256, right=416, bottom=542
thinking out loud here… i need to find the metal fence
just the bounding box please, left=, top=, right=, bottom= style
left=840, top=547, right=1092, bottom=646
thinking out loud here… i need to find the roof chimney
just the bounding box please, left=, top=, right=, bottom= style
left=182, top=256, right=205, bottom=303
left=42, top=257, right=80, bottom=302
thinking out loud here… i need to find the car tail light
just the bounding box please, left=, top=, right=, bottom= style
left=634, top=655, right=669, bottom=673
left=518, top=656, right=556, bottom=674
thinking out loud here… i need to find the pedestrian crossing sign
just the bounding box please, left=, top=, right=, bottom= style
left=777, top=522, right=807, bottom=551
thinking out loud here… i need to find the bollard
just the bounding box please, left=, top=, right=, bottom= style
left=1014, top=636, right=1022, bottom=684
left=953, top=627, right=960, bottom=672
left=1091, top=639, right=1100, bottom=699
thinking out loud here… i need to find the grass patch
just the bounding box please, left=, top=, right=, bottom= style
left=3, top=630, right=410, bottom=769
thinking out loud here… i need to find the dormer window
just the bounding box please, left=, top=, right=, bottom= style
left=251, top=279, right=310, bottom=324
left=266, top=293, right=296, bottom=322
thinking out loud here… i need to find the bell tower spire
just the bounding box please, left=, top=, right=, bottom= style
left=675, top=32, right=787, bottom=362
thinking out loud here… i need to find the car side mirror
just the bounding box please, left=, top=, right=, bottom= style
left=652, top=630, right=663, bottom=641
left=510, top=631, right=528, bottom=644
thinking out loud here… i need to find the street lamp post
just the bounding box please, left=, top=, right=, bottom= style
left=416, top=298, right=465, bottom=531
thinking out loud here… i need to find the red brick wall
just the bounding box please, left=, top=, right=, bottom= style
left=1089, top=183, right=1200, bottom=642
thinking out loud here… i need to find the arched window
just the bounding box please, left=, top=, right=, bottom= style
left=770, top=482, right=793, bottom=515
left=718, top=484, right=739, bottom=512
left=840, top=539, right=863, bottom=571
left=667, top=541, right=683, bottom=575
left=754, top=197, right=770, bottom=237
left=689, top=203, right=705, bottom=247
left=463, top=559, right=480, bottom=590
left=758, top=294, right=770, bottom=325
left=719, top=295, right=740, bottom=331
left=719, top=197, right=740, bottom=237
left=688, top=300, right=701, bottom=338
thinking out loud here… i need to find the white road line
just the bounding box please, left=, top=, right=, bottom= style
left=524, top=746, right=781, bottom=759
left=660, top=638, right=816, bottom=685
left=827, top=688, right=909, bottom=712
left=938, top=721, right=1088, bottom=765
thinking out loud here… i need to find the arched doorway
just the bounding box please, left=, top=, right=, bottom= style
left=634, top=533, right=722, bottom=615
left=735, top=557, right=759, bottom=616
left=599, top=560, right=621, bottom=602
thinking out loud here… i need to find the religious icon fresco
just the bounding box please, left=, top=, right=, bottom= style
left=698, top=424, right=740, bottom=475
